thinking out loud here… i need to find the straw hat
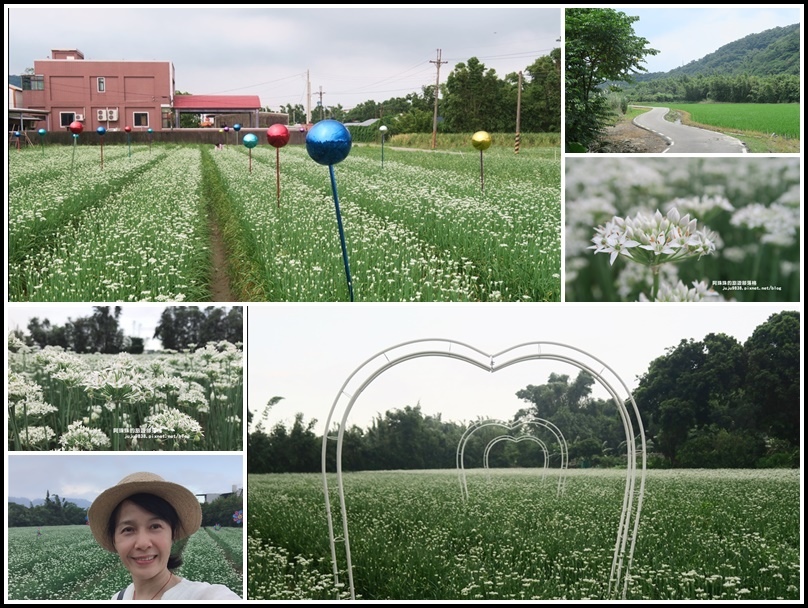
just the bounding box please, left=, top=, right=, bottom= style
left=88, top=472, right=202, bottom=552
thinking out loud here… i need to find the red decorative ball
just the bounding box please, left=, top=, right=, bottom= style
left=266, top=124, right=290, bottom=148
left=124, top=126, right=132, bottom=133
left=69, top=121, right=84, bottom=134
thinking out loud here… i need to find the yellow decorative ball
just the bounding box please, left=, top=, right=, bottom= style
left=471, top=131, right=492, bottom=151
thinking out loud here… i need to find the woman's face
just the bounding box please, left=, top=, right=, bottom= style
left=113, top=499, right=173, bottom=582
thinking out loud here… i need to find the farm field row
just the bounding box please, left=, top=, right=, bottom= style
left=8, top=143, right=561, bottom=303
left=247, top=468, right=800, bottom=600
left=6, top=524, right=243, bottom=600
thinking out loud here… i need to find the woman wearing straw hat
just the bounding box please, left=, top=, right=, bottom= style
left=88, top=472, right=242, bottom=600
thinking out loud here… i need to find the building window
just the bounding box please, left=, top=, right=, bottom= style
left=21, top=75, right=44, bottom=91
left=97, top=77, right=105, bottom=93
left=133, top=112, right=149, bottom=127
left=60, top=112, right=76, bottom=127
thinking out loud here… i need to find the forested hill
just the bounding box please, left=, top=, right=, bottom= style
left=636, top=23, right=800, bottom=81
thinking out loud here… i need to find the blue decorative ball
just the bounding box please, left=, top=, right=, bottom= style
left=242, top=133, right=259, bottom=149
left=234, top=123, right=242, bottom=131
left=96, top=126, right=107, bottom=135
left=306, top=120, right=352, bottom=166
left=14, top=131, right=21, bottom=137
left=38, top=128, right=47, bottom=136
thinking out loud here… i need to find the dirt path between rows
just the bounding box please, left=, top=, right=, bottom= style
left=209, top=219, right=237, bottom=302
left=204, top=527, right=243, bottom=574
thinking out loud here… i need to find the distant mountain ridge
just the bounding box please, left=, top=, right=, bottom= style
left=635, top=23, right=800, bottom=81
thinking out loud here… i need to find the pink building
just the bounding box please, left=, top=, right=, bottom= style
left=21, top=48, right=175, bottom=132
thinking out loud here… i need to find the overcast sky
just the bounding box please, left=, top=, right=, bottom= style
left=6, top=5, right=561, bottom=112
left=7, top=453, right=243, bottom=504
left=247, top=303, right=800, bottom=433
left=5, top=304, right=240, bottom=350
left=610, top=6, right=802, bottom=74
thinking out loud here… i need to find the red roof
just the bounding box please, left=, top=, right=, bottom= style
left=173, top=95, right=262, bottom=110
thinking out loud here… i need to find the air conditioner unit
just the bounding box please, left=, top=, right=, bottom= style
left=75, top=114, right=85, bottom=121
left=107, top=108, right=119, bottom=121
left=97, top=109, right=108, bottom=121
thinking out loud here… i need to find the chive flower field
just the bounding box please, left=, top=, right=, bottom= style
left=9, top=146, right=210, bottom=302
left=565, top=157, right=800, bottom=302
left=8, top=143, right=561, bottom=302
left=247, top=468, right=799, bottom=600
left=6, top=524, right=243, bottom=600
left=7, top=335, right=243, bottom=451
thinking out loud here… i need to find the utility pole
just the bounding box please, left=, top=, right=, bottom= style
left=306, top=70, right=311, bottom=124
left=318, top=86, right=326, bottom=122
left=515, top=71, right=522, bottom=154
left=430, top=48, right=447, bottom=150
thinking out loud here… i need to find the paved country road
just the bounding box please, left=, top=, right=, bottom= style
left=632, top=106, right=747, bottom=154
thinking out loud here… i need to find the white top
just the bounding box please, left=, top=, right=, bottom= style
left=111, top=579, right=242, bottom=600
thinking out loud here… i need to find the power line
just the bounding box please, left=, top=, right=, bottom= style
left=205, top=71, right=307, bottom=95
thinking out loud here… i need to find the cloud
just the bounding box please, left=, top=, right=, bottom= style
left=616, top=7, right=802, bottom=73
left=8, top=6, right=560, bottom=108
left=8, top=454, right=243, bottom=502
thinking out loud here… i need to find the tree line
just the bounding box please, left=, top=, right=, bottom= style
left=248, top=311, right=799, bottom=473
left=634, top=310, right=799, bottom=468
left=22, top=307, right=136, bottom=354
left=153, top=306, right=243, bottom=351
left=8, top=490, right=243, bottom=529
left=7, top=491, right=87, bottom=527
left=274, top=52, right=561, bottom=135
left=10, top=306, right=243, bottom=354
left=625, top=73, right=800, bottom=104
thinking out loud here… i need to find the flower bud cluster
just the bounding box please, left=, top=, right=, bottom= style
left=590, top=208, right=717, bottom=267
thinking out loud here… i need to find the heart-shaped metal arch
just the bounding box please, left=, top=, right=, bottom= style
left=321, top=339, right=646, bottom=600
left=457, top=417, right=569, bottom=498
left=483, top=434, right=550, bottom=482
